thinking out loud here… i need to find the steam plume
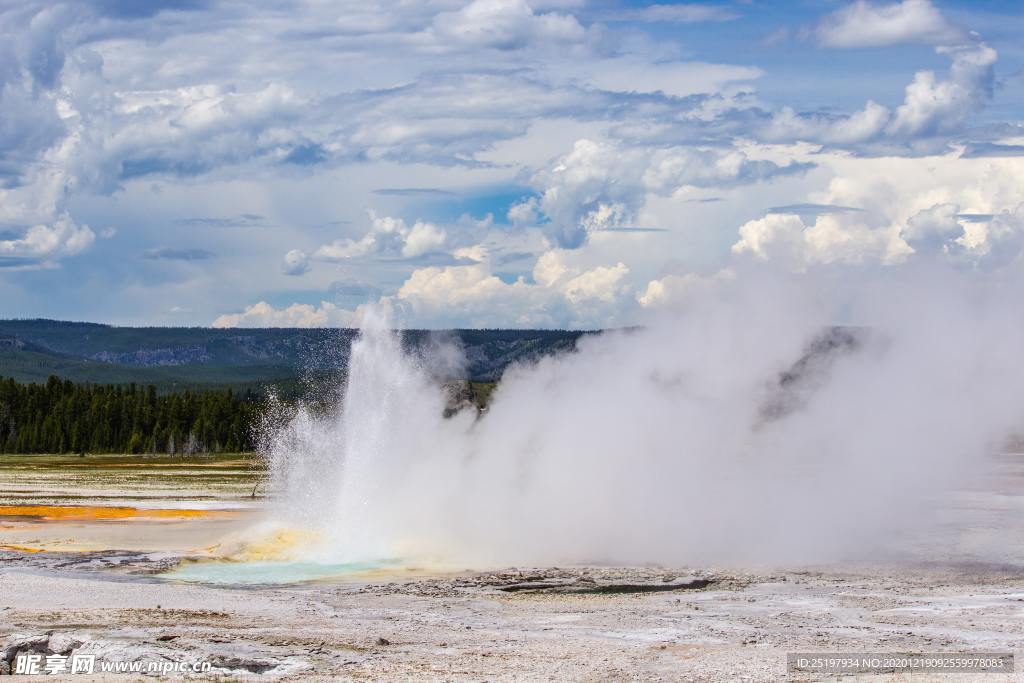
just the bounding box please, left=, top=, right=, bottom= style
left=261, top=266, right=1024, bottom=567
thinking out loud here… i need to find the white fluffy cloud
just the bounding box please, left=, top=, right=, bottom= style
left=637, top=270, right=734, bottom=309
left=0, top=116, right=95, bottom=267
left=515, top=138, right=808, bottom=247
left=86, top=82, right=307, bottom=191
left=732, top=211, right=906, bottom=267
left=754, top=1, right=998, bottom=149
left=563, top=262, right=629, bottom=304
left=731, top=152, right=1024, bottom=270
left=394, top=249, right=632, bottom=327
left=0, top=213, right=94, bottom=262
left=898, top=202, right=1024, bottom=267
left=900, top=203, right=963, bottom=254
left=216, top=248, right=634, bottom=328
left=282, top=249, right=310, bottom=275
left=217, top=146, right=1024, bottom=327
left=0, top=3, right=80, bottom=179
left=763, top=41, right=997, bottom=146
left=887, top=43, right=996, bottom=138
left=429, top=0, right=587, bottom=52
left=212, top=301, right=364, bottom=328
left=314, top=213, right=447, bottom=261
left=763, top=101, right=892, bottom=146
left=2, top=0, right=1022, bottom=327
left=815, top=0, right=967, bottom=49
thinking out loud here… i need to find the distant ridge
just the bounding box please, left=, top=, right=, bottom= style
left=0, top=319, right=590, bottom=392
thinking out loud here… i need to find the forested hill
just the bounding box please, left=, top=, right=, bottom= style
left=0, top=319, right=589, bottom=393
left=0, top=376, right=256, bottom=454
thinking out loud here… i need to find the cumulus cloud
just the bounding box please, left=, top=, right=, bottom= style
left=761, top=41, right=997, bottom=147
left=212, top=301, right=364, bottom=328
left=950, top=204, right=1024, bottom=268
left=516, top=138, right=810, bottom=247
left=0, top=4, right=99, bottom=266
left=732, top=153, right=1024, bottom=270
left=562, top=261, right=629, bottom=304
left=402, top=220, right=449, bottom=259
left=394, top=251, right=632, bottom=328
left=886, top=43, right=997, bottom=138
left=216, top=150, right=1024, bottom=327
left=762, top=100, right=892, bottom=146
left=732, top=210, right=907, bottom=267
left=313, top=213, right=447, bottom=261
left=752, top=1, right=997, bottom=149
left=0, top=213, right=94, bottom=261
left=0, top=135, right=95, bottom=265
left=99, top=82, right=306, bottom=188
left=897, top=202, right=1024, bottom=267
left=743, top=190, right=981, bottom=268
left=900, top=202, right=964, bottom=255
left=3, top=0, right=1023, bottom=328
left=236, top=247, right=636, bottom=329
left=507, top=197, right=540, bottom=226
left=428, top=0, right=587, bottom=52
left=0, top=4, right=82, bottom=181
left=282, top=249, right=310, bottom=275
left=815, top=0, right=967, bottom=49
left=637, top=270, right=734, bottom=309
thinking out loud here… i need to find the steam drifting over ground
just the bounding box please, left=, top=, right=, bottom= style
left=261, top=265, right=1024, bottom=568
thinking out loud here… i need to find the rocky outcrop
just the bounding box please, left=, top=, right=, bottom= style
left=92, top=346, right=212, bottom=366
left=1, top=632, right=83, bottom=674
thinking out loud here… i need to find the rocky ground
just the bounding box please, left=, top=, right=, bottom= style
left=2, top=554, right=1023, bottom=681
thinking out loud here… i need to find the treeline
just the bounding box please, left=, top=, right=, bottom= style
left=0, top=376, right=260, bottom=454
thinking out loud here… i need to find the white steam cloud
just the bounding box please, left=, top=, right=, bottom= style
left=261, top=266, right=1024, bottom=568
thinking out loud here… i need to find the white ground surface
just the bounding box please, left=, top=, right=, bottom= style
left=2, top=453, right=1023, bottom=681
left=2, top=561, right=1023, bottom=680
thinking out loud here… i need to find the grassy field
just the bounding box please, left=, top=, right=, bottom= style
left=0, top=452, right=261, bottom=467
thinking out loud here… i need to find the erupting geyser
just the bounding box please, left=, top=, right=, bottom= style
left=260, top=270, right=1024, bottom=568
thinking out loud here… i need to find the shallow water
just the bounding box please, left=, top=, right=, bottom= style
left=0, top=453, right=261, bottom=507
left=4, top=451, right=1024, bottom=581
left=0, top=455, right=414, bottom=584
left=0, top=453, right=262, bottom=553
left=164, top=558, right=401, bottom=585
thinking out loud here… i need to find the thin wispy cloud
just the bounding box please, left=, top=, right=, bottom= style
left=141, top=247, right=215, bottom=261
left=177, top=214, right=265, bottom=228
left=766, top=204, right=863, bottom=217
left=597, top=227, right=670, bottom=233
left=373, top=188, right=456, bottom=197
left=604, top=3, right=740, bottom=24
left=960, top=142, right=1024, bottom=158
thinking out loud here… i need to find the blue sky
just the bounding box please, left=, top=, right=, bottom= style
left=1, top=0, right=1023, bottom=328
